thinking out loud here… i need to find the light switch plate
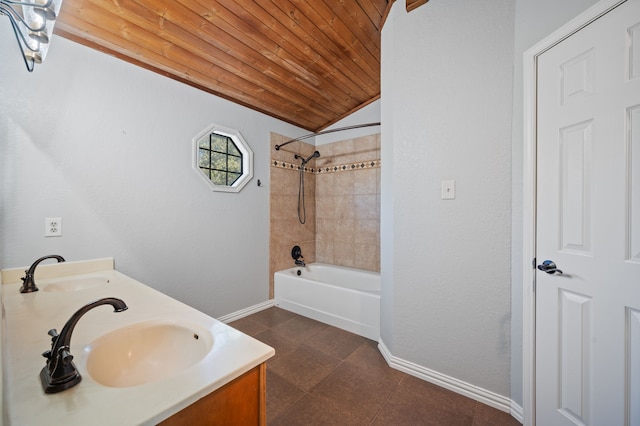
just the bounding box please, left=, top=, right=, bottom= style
left=441, top=180, right=455, bottom=200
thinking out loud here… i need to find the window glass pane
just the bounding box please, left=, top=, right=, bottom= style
left=211, top=170, right=227, bottom=185
left=211, top=152, right=227, bottom=170
left=211, top=135, right=228, bottom=153
left=228, top=142, right=241, bottom=157
left=199, top=139, right=210, bottom=150
left=198, top=149, right=210, bottom=168
left=228, top=173, right=241, bottom=185
left=227, top=156, right=242, bottom=173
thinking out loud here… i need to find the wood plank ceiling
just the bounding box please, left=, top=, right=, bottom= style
left=54, top=0, right=394, bottom=131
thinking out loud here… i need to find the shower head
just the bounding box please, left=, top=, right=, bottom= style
left=295, top=150, right=321, bottom=165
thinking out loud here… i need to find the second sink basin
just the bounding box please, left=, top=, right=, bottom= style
left=84, top=320, right=213, bottom=388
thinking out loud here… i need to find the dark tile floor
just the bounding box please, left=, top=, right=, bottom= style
left=229, top=307, right=521, bottom=426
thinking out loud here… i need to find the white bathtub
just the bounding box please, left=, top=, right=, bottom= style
left=274, top=263, right=380, bottom=340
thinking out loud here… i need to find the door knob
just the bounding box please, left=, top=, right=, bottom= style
left=537, top=260, right=563, bottom=275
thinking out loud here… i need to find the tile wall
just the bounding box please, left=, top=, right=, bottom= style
left=269, top=133, right=380, bottom=297
left=270, top=134, right=317, bottom=297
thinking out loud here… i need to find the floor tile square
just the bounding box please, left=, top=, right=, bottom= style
left=372, top=384, right=474, bottom=426
left=228, top=315, right=268, bottom=337
left=251, top=307, right=299, bottom=328
left=344, top=340, right=405, bottom=384
left=306, top=326, right=366, bottom=359
left=266, top=369, right=305, bottom=423
left=398, top=375, right=477, bottom=419
left=270, top=393, right=363, bottom=426
left=471, top=402, right=521, bottom=426
left=311, top=362, right=399, bottom=424
left=254, top=328, right=300, bottom=360
left=271, top=315, right=328, bottom=342
left=268, top=345, right=341, bottom=392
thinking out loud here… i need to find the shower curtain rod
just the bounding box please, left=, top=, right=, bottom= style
left=274, top=122, right=381, bottom=151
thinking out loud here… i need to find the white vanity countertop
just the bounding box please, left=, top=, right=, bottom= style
left=0, top=258, right=274, bottom=425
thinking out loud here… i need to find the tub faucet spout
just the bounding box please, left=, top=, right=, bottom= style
left=295, top=258, right=306, bottom=267
left=20, top=255, right=66, bottom=293
left=40, top=297, right=128, bottom=393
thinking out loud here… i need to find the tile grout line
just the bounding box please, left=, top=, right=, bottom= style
left=470, top=401, right=480, bottom=426
left=367, top=381, right=401, bottom=425
left=263, top=317, right=308, bottom=425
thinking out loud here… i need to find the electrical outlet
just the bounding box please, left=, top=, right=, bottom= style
left=45, top=217, right=62, bottom=237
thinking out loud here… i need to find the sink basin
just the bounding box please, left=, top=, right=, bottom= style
left=84, top=320, right=213, bottom=388
left=42, top=276, right=109, bottom=292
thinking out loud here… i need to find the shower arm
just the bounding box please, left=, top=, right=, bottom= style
left=274, top=122, right=380, bottom=151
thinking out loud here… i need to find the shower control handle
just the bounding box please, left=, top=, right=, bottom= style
left=291, top=246, right=302, bottom=260
left=291, top=245, right=305, bottom=267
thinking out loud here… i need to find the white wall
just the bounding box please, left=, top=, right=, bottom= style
left=509, top=0, right=600, bottom=408
left=381, top=0, right=515, bottom=397
left=315, top=100, right=381, bottom=145
left=381, top=0, right=605, bottom=407
left=0, top=27, right=306, bottom=318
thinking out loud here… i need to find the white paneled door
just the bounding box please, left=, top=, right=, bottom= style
left=536, top=0, right=640, bottom=425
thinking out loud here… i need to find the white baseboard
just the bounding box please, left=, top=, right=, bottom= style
left=378, top=339, right=521, bottom=422
left=511, top=402, right=524, bottom=423
left=217, top=299, right=275, bottom=323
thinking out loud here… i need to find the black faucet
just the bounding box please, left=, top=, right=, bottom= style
left=40, top=297, right=128, bottom=393
left=20, top=255, right=66, bottom=293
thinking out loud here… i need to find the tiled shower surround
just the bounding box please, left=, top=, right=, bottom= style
left=269, top=133, right=381, bottom=297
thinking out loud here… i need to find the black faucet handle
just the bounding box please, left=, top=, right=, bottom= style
left=42, top=350, right=52, bottom=359
left=48, top=328, right=59, bottom=343
left=59, top=348, right=73, bottom=365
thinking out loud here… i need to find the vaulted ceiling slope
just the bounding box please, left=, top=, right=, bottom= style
left=55, top=0, right=393, bottom=131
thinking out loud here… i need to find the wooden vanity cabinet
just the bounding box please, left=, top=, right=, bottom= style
left=159, top=363, right=266, bottom=425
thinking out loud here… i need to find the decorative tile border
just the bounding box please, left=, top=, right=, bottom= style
left=271, top=160, right=314, bottom=173
left=317, top=159, right=381, bottom=174
left=271, top=159, right=380, bottom=174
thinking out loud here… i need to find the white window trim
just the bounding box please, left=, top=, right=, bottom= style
left=193, top=123, right=254, bottom=193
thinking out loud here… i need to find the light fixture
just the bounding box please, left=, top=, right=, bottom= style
left=0, top=0, right=63, bottom=72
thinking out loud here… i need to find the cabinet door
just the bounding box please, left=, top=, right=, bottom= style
left=160, top=363, right=266, bottom=425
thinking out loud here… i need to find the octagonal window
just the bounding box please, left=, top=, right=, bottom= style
left=193, top=124, right=253, bottom=193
